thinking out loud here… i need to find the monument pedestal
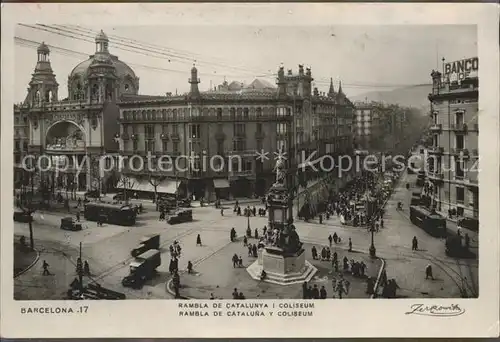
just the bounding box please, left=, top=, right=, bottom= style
left=247, top=247, right=317, bottom=285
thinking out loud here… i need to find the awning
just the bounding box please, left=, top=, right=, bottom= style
left=116, top=176, right=153, bottom=192
left=213, top=179, right=230, bottom=189
left=157, top=179, right=179, bottom=194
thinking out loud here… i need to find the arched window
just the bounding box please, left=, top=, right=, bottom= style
left=230, top=108, right=236, bottom=120
left=256, top=107, right=262, bottom=118
left=142, top=110, right=146, bottom=120
left=162, top=109, right=167, bottom=120
left=173, top=109, right=178, bottom=120
left=217, top=108, right=223, bottom=120
left=243, top=108, right=249, bottom=119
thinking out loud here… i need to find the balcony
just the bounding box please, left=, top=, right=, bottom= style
left=429, top=123, right=442, bottom=132
left=226, top=149, right=256, bottom=157
left=121, top=132, right=130, bottom=140
left=450, top=123, right=468, bottom=133
left=255, top=131, right=265, bottom=139
left=171, top=133, right=180, bottom=141
left=428, top=146, right=444, bottom=155
left=234, top=132, right=246, bottom=139
left=160, top=133, right=169, bottom=141
left=427, top=170, right=444, bottom=182
left=450, top=148, right=469, bottom=158
left=229, top=170, right=254, bottom=179
left=45, top=140, right=86, bottom=154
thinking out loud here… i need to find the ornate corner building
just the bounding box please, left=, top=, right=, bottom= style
left=14, top=30, right=356, bottom=201
left=14, top=31, right=139, bottom=193
left=427, top=57, right=479, bottom=219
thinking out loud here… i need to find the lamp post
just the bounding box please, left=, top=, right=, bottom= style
left=369, top=223, right=376, bottom=258
left=247, top=210, right=251, bottom=230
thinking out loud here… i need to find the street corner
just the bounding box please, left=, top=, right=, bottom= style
left=13, top=239, right=40, bottom=278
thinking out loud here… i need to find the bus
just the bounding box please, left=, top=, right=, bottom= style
left=84, top=202, right=137, bottom=226
left=409, top=205, right=447, bottom=238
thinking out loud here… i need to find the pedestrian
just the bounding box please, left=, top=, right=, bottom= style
left=312, top=284, right=320, bottom=299
left=348, top=238, right=353, bottom=252
left=238, top=256, right=243, bottom=267
left=230, top=227, right=236, bottom=242
left=83, top=260, right=90, bottom=275
left=319, top=214, right=323, bottom=224
left=247, top=245, right=252, bottom=257
left=196, top=234, right=202, bottom=246
left=328, top=234, right=333, bottom=247
left=254, top=228, right=259, bottom=240
left=76, top=212, right=80, bottom=222
left=412, top=236, right=418, bottom=251
left=210, top=293, right=215, bottom=300
left=77, top=197, right=82, bottom=207
left=187, top=260, right=193, bottom=274
left=425, top=264, right=434, bottom=280
left=311, top=246, right=318, bottom=260
left=220, top=208, right=224, bottom=216
left=42, top=260, right=50, bottom=276
left=232, top=288, right=239, bottom=299
left=333, top=232, right=338, bottom=244
left=232, top=254, right=239, bottom=268
left=302, top=281, right=308, bottom=299
left=252, top=244, right=258, bottom=257
left=238, top=292, right=246, bottom=300
left=243, top=235, right=248, bottom=247
left=380, top=218, right=384, bottom=228
left=320, top=285, right=327, bottom=299
left=465, top=233, right=470, bottom=249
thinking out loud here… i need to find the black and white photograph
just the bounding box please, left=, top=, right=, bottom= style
left=2, top=3, right=499, bottom=339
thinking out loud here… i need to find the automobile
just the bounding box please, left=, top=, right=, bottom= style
left=60, top=217, right=83, bottom=231
left=13, top=211, right=33, bottom=223
left=457, top=217, right=479, bottom=232
left=85, top=190, right=101, bottom=198
left=167, top=209, right=193, bottom=224
left=112, top=193, right=126, bottom=201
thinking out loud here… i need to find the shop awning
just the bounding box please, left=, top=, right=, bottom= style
left=156, top=179, right=179, bottom=194
left=213, top=179, right=230, bottom=189
left=116, top=176, right=140, bottom=190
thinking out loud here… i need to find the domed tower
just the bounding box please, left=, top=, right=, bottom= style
left=26, top=42, right=59, bottom=107
left=86, top=30, right=118, bottom=103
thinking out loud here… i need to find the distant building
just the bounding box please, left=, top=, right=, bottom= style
left=426, top=57, right=479, bottom=219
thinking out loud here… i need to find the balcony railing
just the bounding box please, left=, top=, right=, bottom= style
left=229, top=170, right=253, bottom=178
left=428, top=146, right=444, bottom=155
left=429, top=123, right=442, bottom=132
left=428, top=170, right=444, bottom=181
left=226, top=149, right=256, bottom=157
left=450, top=123, right=468, bottom=133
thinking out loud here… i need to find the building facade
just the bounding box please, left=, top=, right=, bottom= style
left=116, top=66, right=355, bottom=201
left=426, top=57, right=479, bottom=219
left=14, top=31, right=137, bottom=194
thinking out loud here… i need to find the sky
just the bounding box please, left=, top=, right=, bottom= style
left=14, top=24, right=477, bottom=102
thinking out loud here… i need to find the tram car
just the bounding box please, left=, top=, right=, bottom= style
left=409, top=205, right=447, bottom=238
left=84, top=202, right=137, bottom=226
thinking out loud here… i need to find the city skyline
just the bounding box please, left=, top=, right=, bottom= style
left=14, top=25, right=477, bottom=102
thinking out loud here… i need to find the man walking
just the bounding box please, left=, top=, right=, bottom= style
left=42, top=260, right=51, bottom=276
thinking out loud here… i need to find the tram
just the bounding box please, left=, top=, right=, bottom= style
left=84, top=202, right=137, bottom=226
left=409, top=205, right=447, bottom=238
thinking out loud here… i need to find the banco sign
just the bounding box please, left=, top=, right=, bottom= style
left=444, top=57, right=478, bottom=82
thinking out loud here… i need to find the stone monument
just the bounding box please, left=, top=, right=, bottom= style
left=246, top=155, right=317, bottom=285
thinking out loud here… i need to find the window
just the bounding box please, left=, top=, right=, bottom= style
left=15, top=141, right=20, bottom=150
left=455, top=111, right=464, bottom=125
left=456, top=187, right=465, bottom=204
left=133, top=140, right=138, bottom=151
left=245, top=160, right=252, bottom=171
left=173, top=142, right=179, bottom=152
left=277, top=123, right=287, bottom=134
left=256, top=107, right=262, bottom=118
left=256, top=123, right=262, bottom=134
left=256, top=139, right=263, bottom=151
left=243, top=108, right=249, bottom=119
left=233, top=139, right=245, bottom=151
left=162, top=124, right=168, bottom=133
left=23, top=116, right=28, bottom=124
left=15, top=117, right=19, bottom=124
left=125, top=84, right=130, bottom=91
left=277, top=107, right=287, bottom=117
left=162, top=140, right=168, bottom=152
left=145, top=125, right=155, bottom=139
left=146, top=140, right=155, bottom=153
left=456, top=135, right=464, bottom=149
left=217, top=108, right=223, bottom=120
left=190, top=124, right=201, bottom=139
left=230, top=108, right=236, bottom=120
left=15, top=155, right=21, bottom=164
left=23, top=142, right=28, bottom=150
left=234, top=123, right=245, bottom=136
left=162, top=109, right=167, bottom=120
left=173, top=109, right=178, bottom=120
left=217, top=141, right=224, bottom=155
left=172, top=124, right=178, bottom=134
left=455, top=160, right=464, bottom=178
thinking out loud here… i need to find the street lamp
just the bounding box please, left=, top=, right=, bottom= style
left=369, top=223, right=376, bottom=258
left=247, top=211, right=251, bottom=230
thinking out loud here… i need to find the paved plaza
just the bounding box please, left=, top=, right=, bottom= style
left=14, top=170, right=478, bottom=300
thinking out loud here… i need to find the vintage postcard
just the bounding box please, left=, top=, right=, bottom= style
left=1, top=3, right=499, bottom=338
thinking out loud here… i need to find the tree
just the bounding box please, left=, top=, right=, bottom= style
left=148, top=174, right=164, bottom=211
left=18, top=186, right=37, bottom=251
left=116, top=175, right=136, bottom=204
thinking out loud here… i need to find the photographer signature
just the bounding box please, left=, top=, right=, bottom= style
left=405, top=304, right=465, bottom=317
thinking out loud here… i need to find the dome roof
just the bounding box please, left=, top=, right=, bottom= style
left=69, top=54, right=137, bottom=81
left=37, top=42, right=50, bottom=54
